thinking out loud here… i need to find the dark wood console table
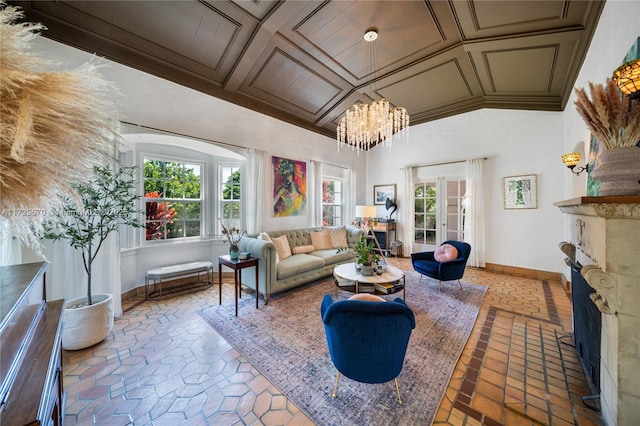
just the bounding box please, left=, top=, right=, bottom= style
left=0, top=262, right=65, bottom=425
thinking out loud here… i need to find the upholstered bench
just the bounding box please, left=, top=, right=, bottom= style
left=145, top=261, right=214, bottom=300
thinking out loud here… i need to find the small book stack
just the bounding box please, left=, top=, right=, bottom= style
left=373, top=281, right=402, bottom=294
left=357, top=284, right=376, bottom=293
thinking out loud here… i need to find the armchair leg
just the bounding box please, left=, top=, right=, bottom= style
left=457, top=279, right=462, bottom=289
left=332, top=372, right=341, bottom=399
left=438, top=280, right=442, bottom=292
left=394, top=378, right=403, bottom=405
left=418, top=275, right=423, bottom=285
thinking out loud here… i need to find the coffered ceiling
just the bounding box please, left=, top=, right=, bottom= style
left=10, top=0, right=605, bottom=141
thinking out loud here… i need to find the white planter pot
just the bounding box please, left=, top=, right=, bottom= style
left=62, top=293, right=114, bottom=351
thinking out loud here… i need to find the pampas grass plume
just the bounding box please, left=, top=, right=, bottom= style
left=1, top=3, right=117, bottom=250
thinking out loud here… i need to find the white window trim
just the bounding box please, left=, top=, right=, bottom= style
left=141, top=153, right=206, bottom=245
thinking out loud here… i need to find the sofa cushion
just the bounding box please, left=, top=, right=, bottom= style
left=309, top=248, right=354, bottom=266
left=292, top=244, right=315, bottom=255
left=258, top=232, right=278, bottom=263
left=324, top=226, right=348, bottom=248
left=276, top=254, right=325, bottom=280
left=272, top=234, right=292, bottom=261
left=310, top=231, right=332, bottom=250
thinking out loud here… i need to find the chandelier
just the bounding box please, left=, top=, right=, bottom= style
left=337, top=29, right=409, bottom=153
left=612, top=58, right=640, bottom=100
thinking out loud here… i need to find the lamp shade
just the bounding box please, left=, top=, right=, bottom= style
left=355, top=205, right=376, bottom=218
left=612, top=58, right=640, bottom=98
left=562, top=152, right=581, bottom=167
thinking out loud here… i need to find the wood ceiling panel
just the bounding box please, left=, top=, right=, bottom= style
left=245, top=48, right=343, bottom=116
left=292, top=1, right=447, bottom=82
left=8, top=0, right=606, bottom=142
left=23, top=1, right=257, bottom=82
left=377, top=60, right=474, bottom=112
left=484, top=47, right=556, bottom=93
left=454, top=0, right=597, bottom=39
left=226, top=0, right=280, bottom=21
left=471, top=1, right=567, bottom=29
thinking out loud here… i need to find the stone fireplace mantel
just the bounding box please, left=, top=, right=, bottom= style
left=555, top=195, right=640, bottom=426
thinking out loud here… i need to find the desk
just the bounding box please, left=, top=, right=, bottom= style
left=218, top=255, right=259, bottom=316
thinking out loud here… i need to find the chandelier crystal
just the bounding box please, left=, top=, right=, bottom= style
left=337, top=99, right=409, bottom=153
left=337, top=29, right=410, bottom=153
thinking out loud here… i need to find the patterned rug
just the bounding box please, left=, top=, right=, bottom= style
left=198, top=272, right=487, bottom=426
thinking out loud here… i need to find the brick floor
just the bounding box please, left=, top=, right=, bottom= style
left=62, top=258, right=602, bottom=425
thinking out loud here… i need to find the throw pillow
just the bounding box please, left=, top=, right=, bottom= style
left=272, top=234, right=292, bottom=261
left=348, top=293, right=386, bottom=302
left=258, top=232, right=279, bottom=263
left=292, top=245, right=315, bottom=255
left=258, top=232, right=272, bottom=242
left=310, top=231, right=332, bottom=250
left=324, top=226, right=348, bottom=248
left=434, top=243, right=458, bottom=263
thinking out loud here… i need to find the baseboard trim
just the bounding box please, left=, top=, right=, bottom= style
left=484, top=262, right=561, bottom=281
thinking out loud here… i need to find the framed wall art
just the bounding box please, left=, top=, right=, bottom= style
left=373, top=184, right=396, bottom=205
left=273, top=156, right=306, bottom=217
left=503, top=175, right=537, bottom=209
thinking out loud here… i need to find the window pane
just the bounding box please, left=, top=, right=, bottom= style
left=415, top=214, right=424, bottom=228
left=186, top=221, right=200, bottom=237
left=415, top=199, right=424, bottom=213
left=426, top=230, right=436, bottom=245
left=414, top=184, right=424, bottom=198
left=144, top=158, right=203, bottom=242
left=185, top=202, right=200, bottom=219
left=146, top=221, right=165, bottom=241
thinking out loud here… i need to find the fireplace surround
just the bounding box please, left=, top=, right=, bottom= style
left=556, top=196, right=640, bottom=426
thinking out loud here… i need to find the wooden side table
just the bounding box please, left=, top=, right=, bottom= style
left=218, top=255, right=259, bottom=316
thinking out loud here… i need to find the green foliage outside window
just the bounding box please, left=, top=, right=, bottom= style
left=143, top=159, right=201, bottom=240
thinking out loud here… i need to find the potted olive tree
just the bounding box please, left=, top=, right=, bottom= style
left=44, top=164, right=143, bottom=350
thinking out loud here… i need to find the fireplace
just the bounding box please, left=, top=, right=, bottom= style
left=570, top=260, right=601, bottom=393
left=556, top=196, right=640, bottom=426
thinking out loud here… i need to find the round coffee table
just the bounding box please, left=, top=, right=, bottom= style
left=333, top=262, right=405, bottom=299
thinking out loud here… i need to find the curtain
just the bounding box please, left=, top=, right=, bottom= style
left=245, top=149, right=268, bottom=233
left=0, top=219, right=22, bottom=266
left=309, top=160, right=324, bottom=227
left=400, top=167, right=414, bottom=256
left=346, top=168, right=356, bottom=227
left=465, top=158, right=486, bottom=267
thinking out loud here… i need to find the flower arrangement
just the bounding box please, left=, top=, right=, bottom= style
left=574, top=78, right=640, bottom=149
left=219, top=219, right=246, bottom=251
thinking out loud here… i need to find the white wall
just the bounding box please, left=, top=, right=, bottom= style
left=367, top=109, right=566, bottom=272
left=563, top=0, right=640, bottom=200
left=368, top=1, right=639, bottom=274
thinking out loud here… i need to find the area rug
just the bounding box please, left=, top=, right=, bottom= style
left=198, top=272, right=487, bottom=426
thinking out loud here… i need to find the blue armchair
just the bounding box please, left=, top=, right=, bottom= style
left=411, top=240, right=471, bottom=291
left=320, top=294, right=415, bottom=404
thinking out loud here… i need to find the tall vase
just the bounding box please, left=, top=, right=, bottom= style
left=591, top=146, right=640, bottom=196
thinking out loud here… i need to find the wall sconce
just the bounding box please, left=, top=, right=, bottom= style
left=562, top=152, right=588, bottom=176
left=612, top=58, right=640, bottom=100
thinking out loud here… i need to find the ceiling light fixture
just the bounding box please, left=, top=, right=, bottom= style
left=337, top=28, right=409, bottom=154
left=562, top=152, right=588, bottom=176
left=612, top=58, right=640, bottom=100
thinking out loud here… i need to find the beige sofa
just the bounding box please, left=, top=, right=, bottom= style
left=236, top=227, right=364, bottom=302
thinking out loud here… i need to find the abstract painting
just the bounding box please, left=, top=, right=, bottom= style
left=273, top=156, right=306, bottom=216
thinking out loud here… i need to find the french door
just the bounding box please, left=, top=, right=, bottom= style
left=414, top=177, right=467, bottom=251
